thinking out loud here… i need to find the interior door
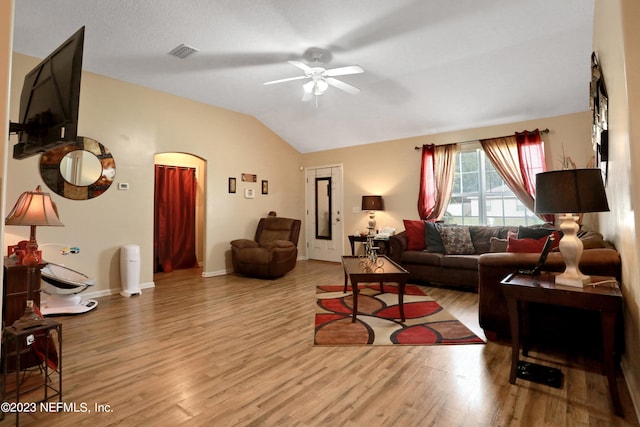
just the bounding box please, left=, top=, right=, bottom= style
left=306, top=166, right=343, bottom=262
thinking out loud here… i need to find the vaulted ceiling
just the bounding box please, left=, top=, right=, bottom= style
left=12, top=0, right=594, bottom=153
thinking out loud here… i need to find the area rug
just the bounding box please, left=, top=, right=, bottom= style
left=314, top=284, right=485, bottom=346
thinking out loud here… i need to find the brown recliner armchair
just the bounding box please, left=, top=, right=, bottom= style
left=230, top=217, right=301, bottom=279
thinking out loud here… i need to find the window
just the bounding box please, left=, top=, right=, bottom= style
left=445, top=143, right=543, bottom=226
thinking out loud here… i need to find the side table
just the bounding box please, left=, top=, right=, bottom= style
left=1, top=318, right=62, bottom=425
left=3, top=257, right=43, bottom=327
left=500, top=272, right=622, bottom=416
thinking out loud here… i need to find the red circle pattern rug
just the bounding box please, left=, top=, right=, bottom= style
left=314, top=284, right=485, bottom=346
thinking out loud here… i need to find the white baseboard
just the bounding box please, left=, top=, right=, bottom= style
left=201, top=269, right=230, bottom=278
left=621, top=356, right=640, bottom=422
left=202, top=259, right=307, bottom=277
left=81, top=281, right=155, bottom=299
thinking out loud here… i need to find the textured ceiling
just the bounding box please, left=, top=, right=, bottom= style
left=12, top=0, right=594, bottom=153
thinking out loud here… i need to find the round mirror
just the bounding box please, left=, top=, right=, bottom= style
left=40, top=136, right=116, bottom=200
left=59, top=150, right=103, bottom=186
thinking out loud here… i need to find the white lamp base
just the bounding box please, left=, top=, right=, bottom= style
left=555, top=272, right=591, bottom=287
left=367, top=211, right=376, bottom=236
left=556, top=213, right=591, bottom=288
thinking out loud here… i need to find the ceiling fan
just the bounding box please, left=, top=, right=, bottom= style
left=264, top=48, right=364, bottom=103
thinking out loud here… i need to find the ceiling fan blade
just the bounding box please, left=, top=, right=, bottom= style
left=325, top=65, right=364, bottom=77
left=264, top=75, right=308, bottom=85
left=326, top=77, right=360, bottom=95
left=288, top=60, right=312, bottom=73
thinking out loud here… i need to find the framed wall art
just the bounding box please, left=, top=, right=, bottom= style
left=590, top=51, right=608, bottom=184
left=228, top=177, right=236, bottom=193
left=241, top=173, right=257, bottom=182
left=262, top=180, right=268, bottom=195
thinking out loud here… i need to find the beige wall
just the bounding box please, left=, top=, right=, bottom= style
left=5, top=53, right=304, bottom=294
left=302, top=112, right=593, bottom=252
left=0, top=1, right=13, bottom=347
left=4, top=48, right=596, bottom=297
left=593, top=0, right=640, bottom=418
left=3, top=5, right=637, bottom=418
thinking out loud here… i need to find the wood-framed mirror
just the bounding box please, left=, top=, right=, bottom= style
left=40, top=136, right=116, bottom=200
left=315, top=176, right=332, bottom=240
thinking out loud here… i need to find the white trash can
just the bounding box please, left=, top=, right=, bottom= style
left=120, top=244, right=141, bottom=297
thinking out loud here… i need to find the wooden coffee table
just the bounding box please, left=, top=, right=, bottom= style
left=341, top=255, right=409, bottom=323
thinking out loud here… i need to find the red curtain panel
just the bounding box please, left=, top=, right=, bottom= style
left=418, top=144, right=436, bottom=220
left=154, top=165, right=198, bottom=273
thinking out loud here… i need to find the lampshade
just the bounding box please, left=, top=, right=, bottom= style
left=535, top=169, right=609, bottom=214
left=5, top=185, right=64, bottom=227
left=5, top=185, right=63, bottom=330
left=534, top=169, right=608, bottom=288
left=362, top=195, right=384, bottom=211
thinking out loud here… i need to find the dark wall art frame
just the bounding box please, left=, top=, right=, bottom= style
left=591, top=51, right=608, bottom=184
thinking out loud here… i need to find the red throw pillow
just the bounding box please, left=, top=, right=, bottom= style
left=403, top=219, right=425, bottom=251
left=506, top=231, right=560, bottom=253
left=507, top=237, right=544, bottom=253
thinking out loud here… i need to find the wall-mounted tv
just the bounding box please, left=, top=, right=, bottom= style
left=9, top=26, right=85, bottom=159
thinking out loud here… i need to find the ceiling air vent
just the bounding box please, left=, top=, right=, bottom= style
left=168, top=44, right=199, bottom=59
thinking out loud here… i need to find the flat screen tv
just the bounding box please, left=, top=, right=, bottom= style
left=9, top=26, right=85, bottom=159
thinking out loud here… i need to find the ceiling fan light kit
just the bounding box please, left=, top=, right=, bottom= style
left=264, top=49, right=364, bottom=104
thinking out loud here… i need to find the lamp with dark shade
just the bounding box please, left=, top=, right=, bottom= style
left=534, top=169, right=609, bottom=287
left=361, top=195, right=384, bottom=235
left=5, top=185, right=64, bottom=329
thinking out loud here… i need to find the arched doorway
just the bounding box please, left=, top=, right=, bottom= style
left=154, top=153, right=206, bottom=273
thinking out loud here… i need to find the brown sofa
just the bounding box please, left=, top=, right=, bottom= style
left=230, top=217, right=301, bottom=279
left=388, top=225, right=517, bottom=291
left=389, top=224, right=621, bottom=341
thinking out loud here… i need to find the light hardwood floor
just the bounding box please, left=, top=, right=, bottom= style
left=8, top=260, right=639, bottom=426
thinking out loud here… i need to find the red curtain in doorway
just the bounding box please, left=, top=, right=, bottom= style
left=154, top=165, right=198, bottom=273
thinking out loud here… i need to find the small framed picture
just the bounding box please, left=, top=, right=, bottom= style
left=241, top=173, right=257, bottom=182
left=262, top=180, right=268, bottom=195
left=228, top=177, right=236, bottom=193
left=245, top=188, right=255, bottom=199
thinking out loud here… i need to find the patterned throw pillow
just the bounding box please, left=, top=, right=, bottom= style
left=438, top=226, right=476, bottom=255
left=489, top=237, right=508, bottom=253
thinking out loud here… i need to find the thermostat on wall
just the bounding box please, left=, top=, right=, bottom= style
left=118, top=183, right=129, bottom=190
